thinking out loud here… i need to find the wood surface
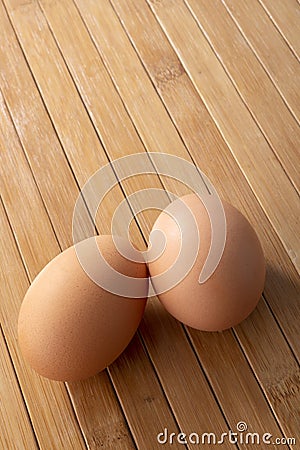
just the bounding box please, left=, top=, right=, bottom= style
left=0, top=0, right=299, bottom=449
left=258, top=0, right=300, bottom=60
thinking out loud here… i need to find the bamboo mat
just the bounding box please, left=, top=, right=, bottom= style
left=0, top=0, right=299, bottom=449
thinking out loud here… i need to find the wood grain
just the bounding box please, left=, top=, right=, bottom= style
left=186, top=0, right=300, bottom=191
left=35, top=0, right=195, bottom=208
left=146, top=0, right=300, bottom=276
left=0, top=188, right=86, bottom=449
left=67, top=374, right=136, bottom=450
left=221, top=0, right=300, bottom=122
left=258, top=0, right=300, bottom=60
left=0, top=325, right=38, bottom=450
left=0, top=0, right=83, bottom=251
left=235, top=301, right=300, bottom=438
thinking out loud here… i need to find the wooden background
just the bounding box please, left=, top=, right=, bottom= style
left=0, top=0, right=299, bottom=449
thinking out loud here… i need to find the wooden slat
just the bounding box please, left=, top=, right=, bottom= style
left=185, top=0, right=300, bottom=192
left=221, top=0, right=300, bottom=122
left=94, top=0, right=300, bottom=441
left=72, top=0, right=196, bottom=162
left=0, top=325, right=38, bottom=450
left=258, top=0, right=300, bottom=61
left=0, top=1, right=80, bottom=251
left=0, top=194, right=86, bottom=448
left=145, top=0, right=300, bottom=276
left=188, top=301, right=300, bottom=441
left=0, top=0, right=147, bottom=242
left=235, top=301, right=300, bottom=438
left=188, top=323, right=300, bottom=444
left=67, top=374, right=136, bottom=450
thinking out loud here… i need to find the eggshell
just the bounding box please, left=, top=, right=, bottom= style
left=149, top=194, right=266, bottom=331
left=18, top=235, right=148, bottom=381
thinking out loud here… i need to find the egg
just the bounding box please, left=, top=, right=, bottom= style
left=148, top=194, right=265, bottom=331
left=18, top=235, right=148, bottom=381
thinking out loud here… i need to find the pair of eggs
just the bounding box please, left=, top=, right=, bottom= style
left=18, top=194, right=265, bottom=381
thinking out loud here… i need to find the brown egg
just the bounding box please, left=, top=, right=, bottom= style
left=149, top=194, right=266, bottom=331
left=18, top=235, right=148, bottom=381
